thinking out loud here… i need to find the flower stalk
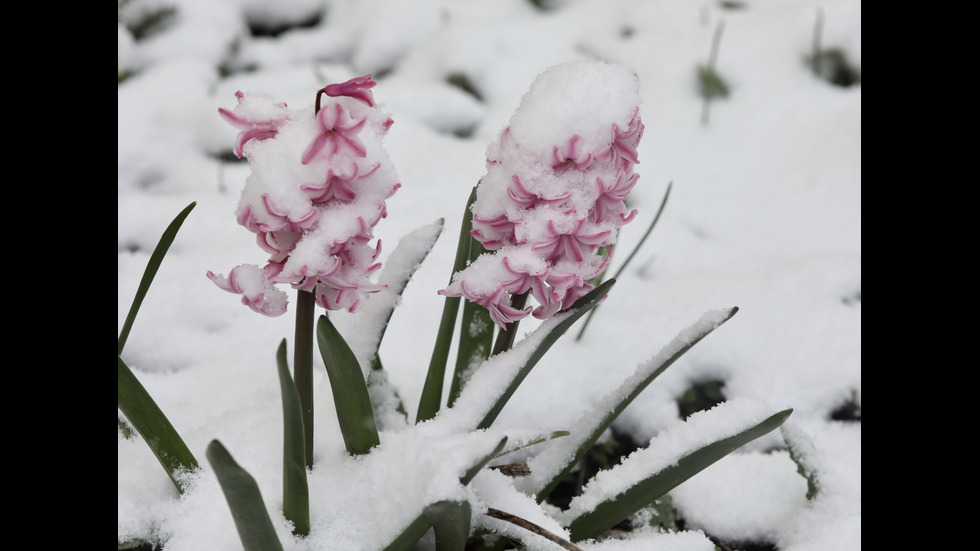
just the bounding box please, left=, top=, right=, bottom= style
left=293, top=289, right=315, bottom=468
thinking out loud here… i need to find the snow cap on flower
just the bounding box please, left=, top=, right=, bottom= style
left=217, top=91, right=291, bottom=158
left=443, top=60, right=643, bottom=329
left=210, top=75, right=401, bottom=316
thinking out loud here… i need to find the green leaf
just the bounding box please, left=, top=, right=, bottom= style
left=781, top=423, right=819, bottom=501
left=418, top=185, right=480, bottom=423
left=697, top=65, right=729, bottom=99
left=424, top=501, right=472, bottom=551
left=383, top=437, right=506, bottom=551
left=461, top=437, right=508, bottom=485
left=118, top=201, right=196, bottom=355
left=117, top=356, right=198, bottom=493
left=535, top=307, right=739, bottom=500
left=363, top=220, right=445, bottom=427
left=206, top=440, right=285, bottom=551
left=698, top=21, right=728, bottom=100
left=316, top=314, right=380, bottom=455
left=447, top=240, right=493, bottom=408
left=494, top=431, right=569, bottom=461
left=476, top=279, right=616, bottom=430
left=382, top=515, right=431, bottom=551
left=369, top=219, right=445, bottom=372
left=566, top=407, right=793, bottom=542
left=276, top=341, right=310, bottom=536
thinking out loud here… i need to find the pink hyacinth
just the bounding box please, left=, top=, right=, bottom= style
left=324, top=74, right=376, bottom=106
left=594, top=170, right=639, bottom=224
left=441, top=60, right=644, bottom=329
left=207, top=264, right=288, bottom=317
left=209, top=75, right=401, bottom=316
left=217, top=91, right=290, bottom=158
left=300, top=102, right=369, bottom=164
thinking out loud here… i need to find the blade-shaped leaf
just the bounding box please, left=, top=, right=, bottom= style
left=425, top=500, right=472, bottom=551
left=383, top=436, right=507, bottom=551
left=367, top=219, right=445, bottom=372
left=276, top=340, right=310, bottom=536
left=447, top=246, right=493, bottom=408
left=118, top=201, right=196, bottom=355
left=316, top=314, right=380, bottom=455
left=476, top=279, right=616, bottom=430
left=117, top=356, right=198, bottom=493
left=418, top=185, right=480, bottom=423
left=362, top=220, right=445, bottom=427
left=781, top=422, right=819, bottom=501
left=565, top=406, right=793, bottom=542
left=532, top=307, right=739, bottom=500
left=461, top=437, right=508, bottom=485
left=382, top=515, right=431, bottom=551
left=493, top=431, right=569, bottom=461
left=206, top=440, right=285, bottom=551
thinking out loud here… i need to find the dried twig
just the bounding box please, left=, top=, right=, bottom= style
left=489, top=462, right=531, bottom=477
left=485, top=508, right=583, bottom=551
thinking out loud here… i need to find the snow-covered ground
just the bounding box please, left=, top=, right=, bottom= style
left=118, top=0, right=860, bottom=549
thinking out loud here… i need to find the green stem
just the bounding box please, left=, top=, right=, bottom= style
left=707, top=20, right=724, bottom=70
left=700, top=21, right=725, bottom=125
left=294, top=289, right=316, bottom=468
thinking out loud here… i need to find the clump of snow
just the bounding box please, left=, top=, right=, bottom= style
left=775, top=418, right=861, bottom=551
left=579, top=530, right=717, bottom=551
left=669, top=450, right=809, bottom=543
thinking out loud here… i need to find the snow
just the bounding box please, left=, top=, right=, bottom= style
left=559, top=397, right=782, bottom=523
left=118, top=0, right=860, bottom=549
left=516, top=307, right=741, bottom=498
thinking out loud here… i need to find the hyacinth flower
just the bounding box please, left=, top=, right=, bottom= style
left=440, top=60, right=645, bottom=346
left=150, top=61, right=795, bottom=551
left=217, top=91, right=290, bottom=158
left=208, top=75, right=400, bottom=469
left=208, top=75, right=399, bottom=315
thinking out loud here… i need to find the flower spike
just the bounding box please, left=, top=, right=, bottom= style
left=443, top=60, right=644, bottom=329
left=209, top=77, right=400, bottom=315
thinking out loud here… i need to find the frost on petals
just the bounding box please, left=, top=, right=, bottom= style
left=217, top=91, right=290, bottom=158
left=444, top=60, right=644, bottom=329
left=209, top=76, right=400, bottom=316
